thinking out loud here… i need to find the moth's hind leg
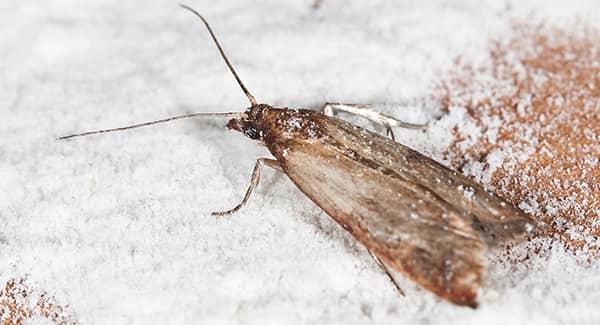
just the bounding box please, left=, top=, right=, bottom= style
left=385, top=127, right=396, bottom=141
left=212, top=158, right=281, bottom=216
left=322, top=102, right=427, bottom=140
left=368, top=250, right=405, bottom=297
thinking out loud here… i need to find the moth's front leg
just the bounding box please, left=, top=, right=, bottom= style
left=212, top=158, right=281, bottom=216
left=368, top=250, right=405, bottom=296
left=321, top=102, right=428, bottom=140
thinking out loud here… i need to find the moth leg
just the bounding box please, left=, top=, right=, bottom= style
left=385, top=127, right=396, bottom=141
left=368, top=250, right=405, bottom=296
left=322, top=102, right=427, bottom=139
left=212, top=158, right=281, bottom=216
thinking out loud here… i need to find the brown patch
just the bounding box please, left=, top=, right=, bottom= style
left=436, top=21, right=600, bottom=250
left=0, top=278, right=77, bottom=325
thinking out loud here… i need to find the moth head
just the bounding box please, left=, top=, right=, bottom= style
left=226, top=104, right=271, bottom=140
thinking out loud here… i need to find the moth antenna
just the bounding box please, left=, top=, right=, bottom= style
left=179, top=4, right=258, bottom=106
left=57, top=111, right=244, bottom=140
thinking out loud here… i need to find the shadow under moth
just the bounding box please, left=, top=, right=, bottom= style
left=59, top=5, right=536, bottom=307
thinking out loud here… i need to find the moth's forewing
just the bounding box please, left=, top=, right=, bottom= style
left=282, top=146, right=485, bottom=306
left=260, top=109, right=533, bottom=307
left=310, top=111, right=536, bottom=245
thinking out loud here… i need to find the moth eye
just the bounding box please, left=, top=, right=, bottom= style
left=243, top=125, right=261, bottom=139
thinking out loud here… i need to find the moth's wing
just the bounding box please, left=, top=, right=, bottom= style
left=313, top=112, right=536, bottom=244
left=277, top=133, right=485, bottom=307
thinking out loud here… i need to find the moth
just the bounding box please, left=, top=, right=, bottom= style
left=59, top=5, right=536, bottom=307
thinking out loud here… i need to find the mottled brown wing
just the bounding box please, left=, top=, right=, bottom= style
left=268, top=111, right=533, bottom=307
left=308, top=111, right=535, bottom=244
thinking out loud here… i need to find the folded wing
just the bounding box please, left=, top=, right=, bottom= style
left=271, top=111, right=533, bottom=307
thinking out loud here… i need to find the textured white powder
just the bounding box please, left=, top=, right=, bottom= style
left=1, top=0, right=599, bottom=324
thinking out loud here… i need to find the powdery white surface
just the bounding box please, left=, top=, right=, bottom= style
left=1, top=0, right=599, bottom=324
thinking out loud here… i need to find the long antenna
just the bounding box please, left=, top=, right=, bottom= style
left=179, top=4, right=257, bottom=106
left=57, top=112, right=243, bottom=140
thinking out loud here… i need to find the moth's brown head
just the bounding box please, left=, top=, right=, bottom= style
left=226, top=104, right=272, bottom=140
